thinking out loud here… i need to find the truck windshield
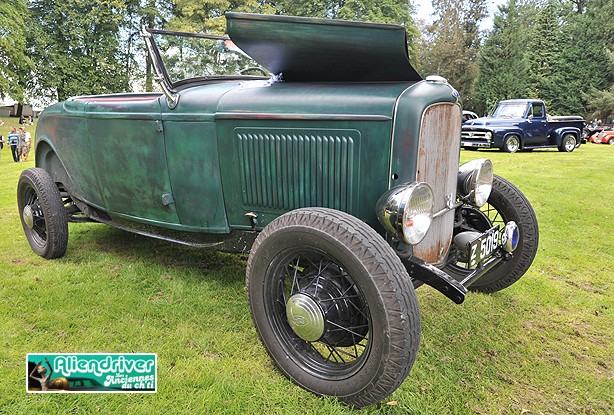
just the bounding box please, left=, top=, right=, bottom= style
left=491, top=102, right=528, bottom=118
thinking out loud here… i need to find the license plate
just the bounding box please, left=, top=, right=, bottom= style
left=468, top=226, right=500, bottom=268
left=462, top=142, right=488, bottom=148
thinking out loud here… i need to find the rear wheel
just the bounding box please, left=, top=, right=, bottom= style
left=558, top=134, right=577, bottom=152
left=445, top=175, right=538, bottom=293
left=246, top=208, right=420, bottom=407
left=17, top=168, right=68, bottom=259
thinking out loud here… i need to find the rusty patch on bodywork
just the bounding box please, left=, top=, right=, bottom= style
left=413, top=103, right=461, bottom=264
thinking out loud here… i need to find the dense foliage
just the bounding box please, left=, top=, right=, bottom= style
left=1, top=0, right=612, bottom=119
left=0, top=0, right=32, bottom=101
left=471, top=0, right=614, bottom=118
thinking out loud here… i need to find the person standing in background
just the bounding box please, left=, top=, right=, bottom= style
left=18, top=127, right=27, bottom=162
left=22, top=128, right=32, bottom=161
left=7, top=127, right=20, bottom=162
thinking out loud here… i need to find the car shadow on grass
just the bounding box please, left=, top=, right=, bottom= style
left=65, top=223, right=247, bottom=284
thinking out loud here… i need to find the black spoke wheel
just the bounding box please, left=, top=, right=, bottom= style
left=446, top=175, right=538, bottom=293
left=246, top=208, right=420, bottom=407
left=17, top=168, right=68, bottom=259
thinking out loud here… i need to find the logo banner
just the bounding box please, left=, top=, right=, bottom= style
left=27, top=353, right=157, bottom=393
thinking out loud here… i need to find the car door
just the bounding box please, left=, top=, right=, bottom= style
left=160, top=86, right=230, bottom=233
left=86, top=96, right=180, bottom=225
left=524, top=102, right=548, bottom=146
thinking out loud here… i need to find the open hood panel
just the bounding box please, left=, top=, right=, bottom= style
left=226, top=12, right=422, bottom=83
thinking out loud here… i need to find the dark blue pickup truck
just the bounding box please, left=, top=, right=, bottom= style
left=461, top=99, right=585, bottom=153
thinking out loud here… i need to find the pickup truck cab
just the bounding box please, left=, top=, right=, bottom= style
left=462, top=99, right=585, bottom=152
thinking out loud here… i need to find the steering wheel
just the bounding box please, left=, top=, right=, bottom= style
left=238, top=66, right=267, bottom=76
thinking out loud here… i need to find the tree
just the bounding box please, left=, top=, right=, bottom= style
left=27, top=0, right=129, bottom=102
left=418, top=0, right=488, bottom=111
left=525, top=0, right=562, bottom=108
left=551, top=0, right=614, bottom=115
left=473, top=0, right=532, bottom=115
left=0, top=0, right=33, bottom=101
left=123, top=0, right=175, bottom=91
left=585, top=85, right=614, bottom=123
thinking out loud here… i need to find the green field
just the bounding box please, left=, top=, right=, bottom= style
left=1, top=139, right=612, bottom=414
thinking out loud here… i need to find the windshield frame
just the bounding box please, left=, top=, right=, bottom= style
left=142, top=27, right=269, bottom=108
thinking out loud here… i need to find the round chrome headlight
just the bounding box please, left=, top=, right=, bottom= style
left=376, top=182, right=434, bottom=245
left=458, top=158, right=493, bottom=207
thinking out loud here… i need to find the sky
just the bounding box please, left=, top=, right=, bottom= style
left=414, top=0, right=508, bottom=30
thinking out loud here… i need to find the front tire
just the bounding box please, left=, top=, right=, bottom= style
left=246, top=208, right=420, bottom=407
left=502, top=135, right=520, bottom=153
left=17, top=168, right=68, bottom=259
left=558, top=134, right=577, bottom=152
left=446, top=175, right=538, bottom=293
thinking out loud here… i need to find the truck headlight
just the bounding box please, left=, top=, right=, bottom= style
left=458, top=158, right=493, bottom=207
left=485, top=131, right=492, bottom=140
left=376, top=182, right=434, bottom=245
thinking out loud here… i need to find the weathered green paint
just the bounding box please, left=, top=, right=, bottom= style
left=34, top=15, right=460, bottom=241
left=226, top=12, right=421, bottom=82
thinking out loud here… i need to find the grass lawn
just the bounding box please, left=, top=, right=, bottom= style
left=0, top=134, right=612, bottom=414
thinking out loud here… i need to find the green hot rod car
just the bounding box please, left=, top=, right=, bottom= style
left=18, top=13, right=538, bottom=407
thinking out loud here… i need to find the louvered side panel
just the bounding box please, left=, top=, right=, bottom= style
left=413, top=104, right=461, bottom=264
left=236, top=128, right=358, bottom=212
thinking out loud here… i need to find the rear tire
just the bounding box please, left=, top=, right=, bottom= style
left=445, top=175, right=538, bottom=293
left=17, top=168, right=68, bottom=259
left=558, top=134, right=577, bottom=152
left=246, top=208, right=420, bottom=407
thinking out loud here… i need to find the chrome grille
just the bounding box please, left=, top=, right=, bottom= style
left=461, top=130, right=490, bottom=141
left=236, top=128, right=358, bottom=211
left=414, top=104, right=461, bottom=264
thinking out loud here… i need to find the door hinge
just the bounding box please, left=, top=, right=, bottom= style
left=156, top=120, right=164, bottom=132
left=161, top=192, right=174, bottom=205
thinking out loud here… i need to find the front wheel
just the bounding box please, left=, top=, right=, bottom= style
left=246, top=208, right=420, bottom=408
left=17, top=168, right=68, bottom=259
left=558, top=134, right=577, bottom=152
left=502, top=135, right=520, bottom=153
left=446, top=175, right=538, bottom=293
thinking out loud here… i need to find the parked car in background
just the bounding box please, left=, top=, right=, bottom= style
left=589, top=130, right=614, bottom=144
left=18, top=13, right=539, bottom=407
left=462, top=110, right=478, bottom=123
left=461, top=99, right=585, bottom=152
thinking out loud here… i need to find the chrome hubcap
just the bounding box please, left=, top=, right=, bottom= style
left=23, top=205, right=35, bottom=229
left=286, top=293, right=325, bottom=342
left=510, top=139, right=518, bottom=151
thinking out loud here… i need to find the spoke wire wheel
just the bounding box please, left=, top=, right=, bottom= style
left=246, top=208, right=420, bottom=407
left=266, top=248, right=371, bottom=378
left=17, top=168, right=68, bottom=259
left=445, top=175, right=538, bottom=293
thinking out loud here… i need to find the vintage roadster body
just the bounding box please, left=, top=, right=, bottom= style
left=19, top=13, right=538, bottom=407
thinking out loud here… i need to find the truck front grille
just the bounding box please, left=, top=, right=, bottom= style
left=414, top=103, right=461, bottom=265
left=461, top=130, right=490, bottom=141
